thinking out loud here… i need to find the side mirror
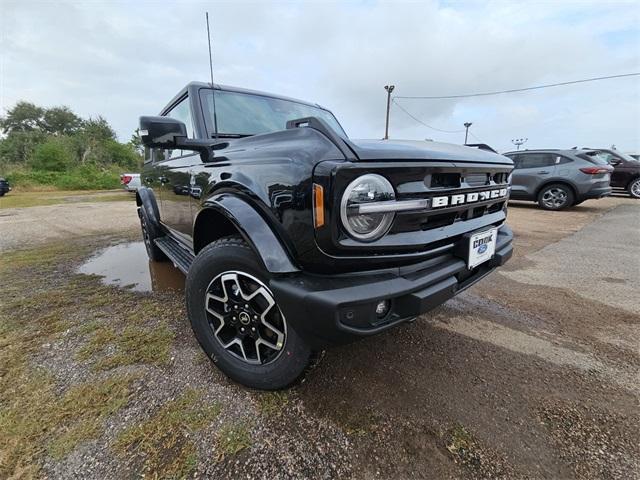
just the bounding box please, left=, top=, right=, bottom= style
left=609, top=159, right=620, bottom=166
left=139, top=115, right=216, bottom=162
left=139, top=116, right=187, bottom=149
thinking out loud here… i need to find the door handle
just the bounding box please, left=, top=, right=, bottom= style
left=537, top=170, right=550, bottom=174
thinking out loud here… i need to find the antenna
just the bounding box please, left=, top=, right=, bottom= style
left=205, top=12, right=218, bottom=138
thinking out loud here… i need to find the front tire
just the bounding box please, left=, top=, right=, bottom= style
left=537, top=184, right=574, bottom=210
left=628, top=178, right=640, bottom=199
left=186, top=236, right=311, bottom=390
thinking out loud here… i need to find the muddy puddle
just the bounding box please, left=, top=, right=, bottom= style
left=78, top=242, right=184, bottom=293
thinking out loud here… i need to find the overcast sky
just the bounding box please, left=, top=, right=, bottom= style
left=1, top=0, right=639, bottom=152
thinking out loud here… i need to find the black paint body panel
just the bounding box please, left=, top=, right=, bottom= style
left=139, top=82, right=514, bottom=346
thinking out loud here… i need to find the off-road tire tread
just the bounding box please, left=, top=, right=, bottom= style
left=186, top=235, right=312, bottom=390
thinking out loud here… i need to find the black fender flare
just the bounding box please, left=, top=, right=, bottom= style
left=197, top=194, right=300, bottom=274
left=135, top=187, right=161, bottom=226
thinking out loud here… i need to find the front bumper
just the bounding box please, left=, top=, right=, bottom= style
left=270, top=224, right=513, bottom=349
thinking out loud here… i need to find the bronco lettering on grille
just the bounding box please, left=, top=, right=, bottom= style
left=432, top=188, right=508, bottom=208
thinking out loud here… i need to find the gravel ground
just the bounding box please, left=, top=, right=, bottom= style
left=0, top=191, right=139, bottom=252
left=1, top=194, right=638, bottom=479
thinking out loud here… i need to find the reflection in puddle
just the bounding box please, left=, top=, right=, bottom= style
left=78, top=242, right=185, bottom=293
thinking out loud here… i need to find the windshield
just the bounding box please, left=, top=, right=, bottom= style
left=587, top=150, right=638, bottom=165
left=584, top=152, right=614, bottom=165
left=613, top=151, right=639, bottom=162
left=200, top=89, right=347, bottom=138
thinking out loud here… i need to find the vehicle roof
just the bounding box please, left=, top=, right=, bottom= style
left=161, top=81, right=328, bottom=114
left=502, top=148, right=585, bottom=155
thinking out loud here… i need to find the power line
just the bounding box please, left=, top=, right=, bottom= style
left=395, top=72, right=640, bottom=100
left=468, top=131, right=484, bottom=144
left=391, top=99, right=465, bottom=133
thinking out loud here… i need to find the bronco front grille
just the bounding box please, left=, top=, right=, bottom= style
left=391, top=183, right=509, bottom=234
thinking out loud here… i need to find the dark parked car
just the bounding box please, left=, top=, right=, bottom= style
left=0, top=178, right=11, bottom=196
left=136, top=82, right=514, bottom=389
left=582, top=149, right=640, bottom=199
left=503, top=149, right=612, bottom=210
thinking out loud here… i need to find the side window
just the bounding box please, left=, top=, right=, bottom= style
left=165, top=97, right=194, bottom=159
left=556, top=155, right=573, bottom=165
left=144, top=146, right=152, bottom=164
left=519, top=153, right=555, bottom=169
left=507, top=154, right=522, bottom=169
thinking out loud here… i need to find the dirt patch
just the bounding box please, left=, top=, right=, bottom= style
left=539, top=399, right=640, bottom=479
left=1, top=196, right=638, bottom=478
left=0, top=197, right=140, bottom=252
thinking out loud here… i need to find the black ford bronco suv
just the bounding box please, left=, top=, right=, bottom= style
left=137, top=82, right=514, bottom=389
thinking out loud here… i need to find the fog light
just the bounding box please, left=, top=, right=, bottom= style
left=375, top=300, right=391, bottom=318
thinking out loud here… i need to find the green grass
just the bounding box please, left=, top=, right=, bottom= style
left=77, top=323, right=174, bottom=371
left=0, top=251, right=137, bottom=476
left=0, top=240, right=181, bottom=477
left=446, top=424, right=474, bottom=456
left=256, top=391, right=290, bottom=416
left=114, top=389, right=221, bottom=479
left=3, top=163, right=126, bottom=191
left=0, top=365, right=135, bottom=475
left=216, top=422, right=252, bottom=459
left=0, top=189, right=131, bottom=209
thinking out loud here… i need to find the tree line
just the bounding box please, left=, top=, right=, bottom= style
left=0, top=101, right=142, bottom=189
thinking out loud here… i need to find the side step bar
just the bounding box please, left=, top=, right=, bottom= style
left=154, top=236, right=195, bottom=274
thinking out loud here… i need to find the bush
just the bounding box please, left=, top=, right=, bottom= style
left=101, top=141, right=140, bottom=169
left=3, top=163, right=122, bottom=191
left=31, top=139, right=73, bottom=172
left=0, top=131, right=47, bottom=165
left=53, top=165, right=121, bottom=190
left=0, top=100, right=143, bottom=191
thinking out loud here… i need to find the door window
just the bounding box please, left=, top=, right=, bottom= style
left=518, top=153, right=556, bottom=169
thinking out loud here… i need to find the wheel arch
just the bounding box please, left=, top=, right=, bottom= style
left=135, top=187, right=161, bottom=225
left=193, top=194, right=300, bottom=274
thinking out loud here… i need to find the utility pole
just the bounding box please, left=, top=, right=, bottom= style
left=463, top=122, right=472, bottom=144
left=384, top=85, right=395, bottom=140
left=511, top=138, right=528, bottom=150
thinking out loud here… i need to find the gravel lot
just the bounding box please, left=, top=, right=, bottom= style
left=1, top=193, right=638, bottom=479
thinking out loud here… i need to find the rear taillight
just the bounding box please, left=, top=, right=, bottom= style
left=121, top=175, right=133, bottom=184
left=579, top=167, right=611, bottom=175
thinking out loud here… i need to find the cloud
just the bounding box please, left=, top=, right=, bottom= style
left=1, top=0, right=639, bottom=152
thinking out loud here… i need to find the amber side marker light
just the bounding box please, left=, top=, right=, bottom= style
left=313, top=183, right=325, bottom=228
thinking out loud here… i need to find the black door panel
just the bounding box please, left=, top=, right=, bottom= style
left=162, top=153, right=200, bottom=241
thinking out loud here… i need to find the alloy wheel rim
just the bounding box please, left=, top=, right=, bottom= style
left=542, top=188, right=567, bottom=209
left=140, top=215, right=152, bottom=252
left=204, top=271, right=286, bottom=365
left=631, top=180, right=640, bottom=198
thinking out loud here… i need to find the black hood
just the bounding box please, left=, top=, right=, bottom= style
left=345, top=139, right=512, bottom=165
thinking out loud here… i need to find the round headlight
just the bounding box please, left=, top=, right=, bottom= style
left=340, top=174, right=395, bottom=241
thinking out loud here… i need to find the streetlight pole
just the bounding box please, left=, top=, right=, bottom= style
left=384, top=85, right=395, bottom=140
left=511, top=138, right=528, bottom=151
left=464, top=122, right=472, bottom=144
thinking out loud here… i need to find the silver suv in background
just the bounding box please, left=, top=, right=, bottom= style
left=503, top=149, right=613, bottom=210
